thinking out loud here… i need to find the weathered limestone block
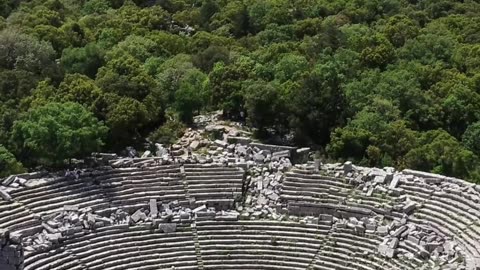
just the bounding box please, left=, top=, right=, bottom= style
left=0, top=189, right=11, bottom=202
left=158, top=223, right=176, bottom=233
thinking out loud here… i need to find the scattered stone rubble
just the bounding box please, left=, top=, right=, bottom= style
left=303, top=161, right=474, bottom=270
left=0, top=229, right=23, bottom=270
left=1, top=112, right=480, bottom=270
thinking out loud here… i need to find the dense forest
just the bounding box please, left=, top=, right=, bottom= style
left=1, top=0, right=480, bottom=181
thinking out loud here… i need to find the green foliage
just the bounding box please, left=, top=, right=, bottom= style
left=0, top=0, right=19, bottom=18
left=0, top=29, right=56, bottom=75
left=244, top=80, right=288, bottom=137
left=96, top=52, right=156, bottom=99
left=1, top=0, right=480, bottom=181
left=207, top=57, right=252, bottom=117
left=382, top=15, right=420, bottom=47
left=0, top=102, right=18, bottom=146
left=173, top=69, right=208, bottom=123
left=154, top=54, right=196, bottom=104
left=288, top=58, right=346, bottom=146
left=0, top=70, right=40, bottom=103
left=148, top=119, right=186, bottom=145
left=61, top=43, right=105, bottom=78
left=273, top=54, right=308, bottom=82
left=105, top=96, right=149, bottom=145
left=453, top=44, right=480, bottom=74
left=11, top=102, right=108, bottom=166
left=57, top=74, right=103, bottom=109
left=399, top=32, right=457, bottom=65
left=200, top=0, right=218, bottom=27
left=0, top=145, right=24, bottom=177
left=404, top=129, right=480, bottom=181
left=0, top=17, right=5, bottom=30
left=360, top=35, right=395, bottom=68
left=193, top=45, right=230, bottom=72
left=462, top=122, right=480, bottom=156
left=83, top=0, right=111, bottom=14
left=210, top=1, right=249, bottom=37
left=22, top=75, right=103, bottom=112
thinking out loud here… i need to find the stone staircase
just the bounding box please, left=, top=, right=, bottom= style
left=180, top=165, right=195, bottom=207
left=306, top=227, right=329, bottom=270
left=191, top=222, right=205, bottom=270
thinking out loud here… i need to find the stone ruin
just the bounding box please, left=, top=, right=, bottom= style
left=1, top=115, right=480, bottom=270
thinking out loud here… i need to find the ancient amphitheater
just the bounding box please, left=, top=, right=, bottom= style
left=1, top=134, right=480, bottom=270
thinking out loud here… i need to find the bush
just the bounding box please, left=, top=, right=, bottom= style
left=148, top=120, right=186, bottom=145
left=0, top=145, right=25, bottom=177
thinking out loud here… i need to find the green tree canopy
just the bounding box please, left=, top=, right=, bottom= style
left=0, top=29, right=57, bottom=75
left=405, top=129, right=480, bottom=181
left=11, top=102, right=108, bottom=166
left=61, top=43, right=105, bottom=78
left=173, top=68, right=208, bottom=123
left=2, top=0, right=480, bottom=182
left=0, top=145, right=24, bottom=178
left=105, top=96, right=149, bottom=146
left=462, top=121, right=480, bottom=156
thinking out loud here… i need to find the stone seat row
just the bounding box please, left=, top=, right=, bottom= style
left=400, top=180, right=480, bottom=219
left=284, top=173, right=351, bottom=189
left=183, top=165, right=244, bottom=205
left=196, top=220, right=417, bottom=270
left=8, top=167, right=183, bottom=216
left=328, top=231, right=422, bottom=270
left=23, top=247, right=79, bottom=270
left=399, top=180, right=480, bottom=268
left=194, top=220, right=419, bottom=270
left=281, top=189, right=399, bottom=215
left=281, top=172, right=403, bottom=218
left=20, top=218, right=431, bottom=270
left=202, top=262, right=305, bottom=270
left=95, top=167, right=181, bottom=181
left=0, top=202, right=41, bottom=233
left=283, top=170, right=480, bottom=268
left=11, top=164, right=182, bottom=199
left=6, top=164, right=244, bottom=220
left=110, top=176, right=187, bottom=205
left=196, top=220, right=323, bottom=269
left=318, top=236, right=387, bottom=270
left=86, top=166, right=186, bottom=208
left=8, top=171, right=177, bottom=216
left=23, top=223, right=199, bottom=270
left=184, top=170, right=244, bottom=177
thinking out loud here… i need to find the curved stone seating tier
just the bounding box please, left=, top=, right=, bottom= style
left=23, top=223, right=198, bottom=270
left=20, top=218, right=430, bottom=270
left=8, top=165, right=190, bottom=217
left=0, top=201, right=41, bottom=234
left=6, top=162, right=480, bottom=270
left=317, top=230, right=421, bottom=270
left=196, top=220, right=324, bottom=270
left=10, top=179, right=111, bottom=215
left=184, top=164, right=244, bottom=207
left=108, top=172, right=187, bottom=208
left=398, top=179, right=480, bottom=269
left=194, top=220, right=422, bottom=270
left=281, top=170, right=402, bottom=219
left=86, top=165, right=187, bottom=208
left=23, top=247, right=81, bottom=270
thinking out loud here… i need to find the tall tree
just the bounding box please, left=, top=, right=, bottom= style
left=11, top=102, right=108, bottom=166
